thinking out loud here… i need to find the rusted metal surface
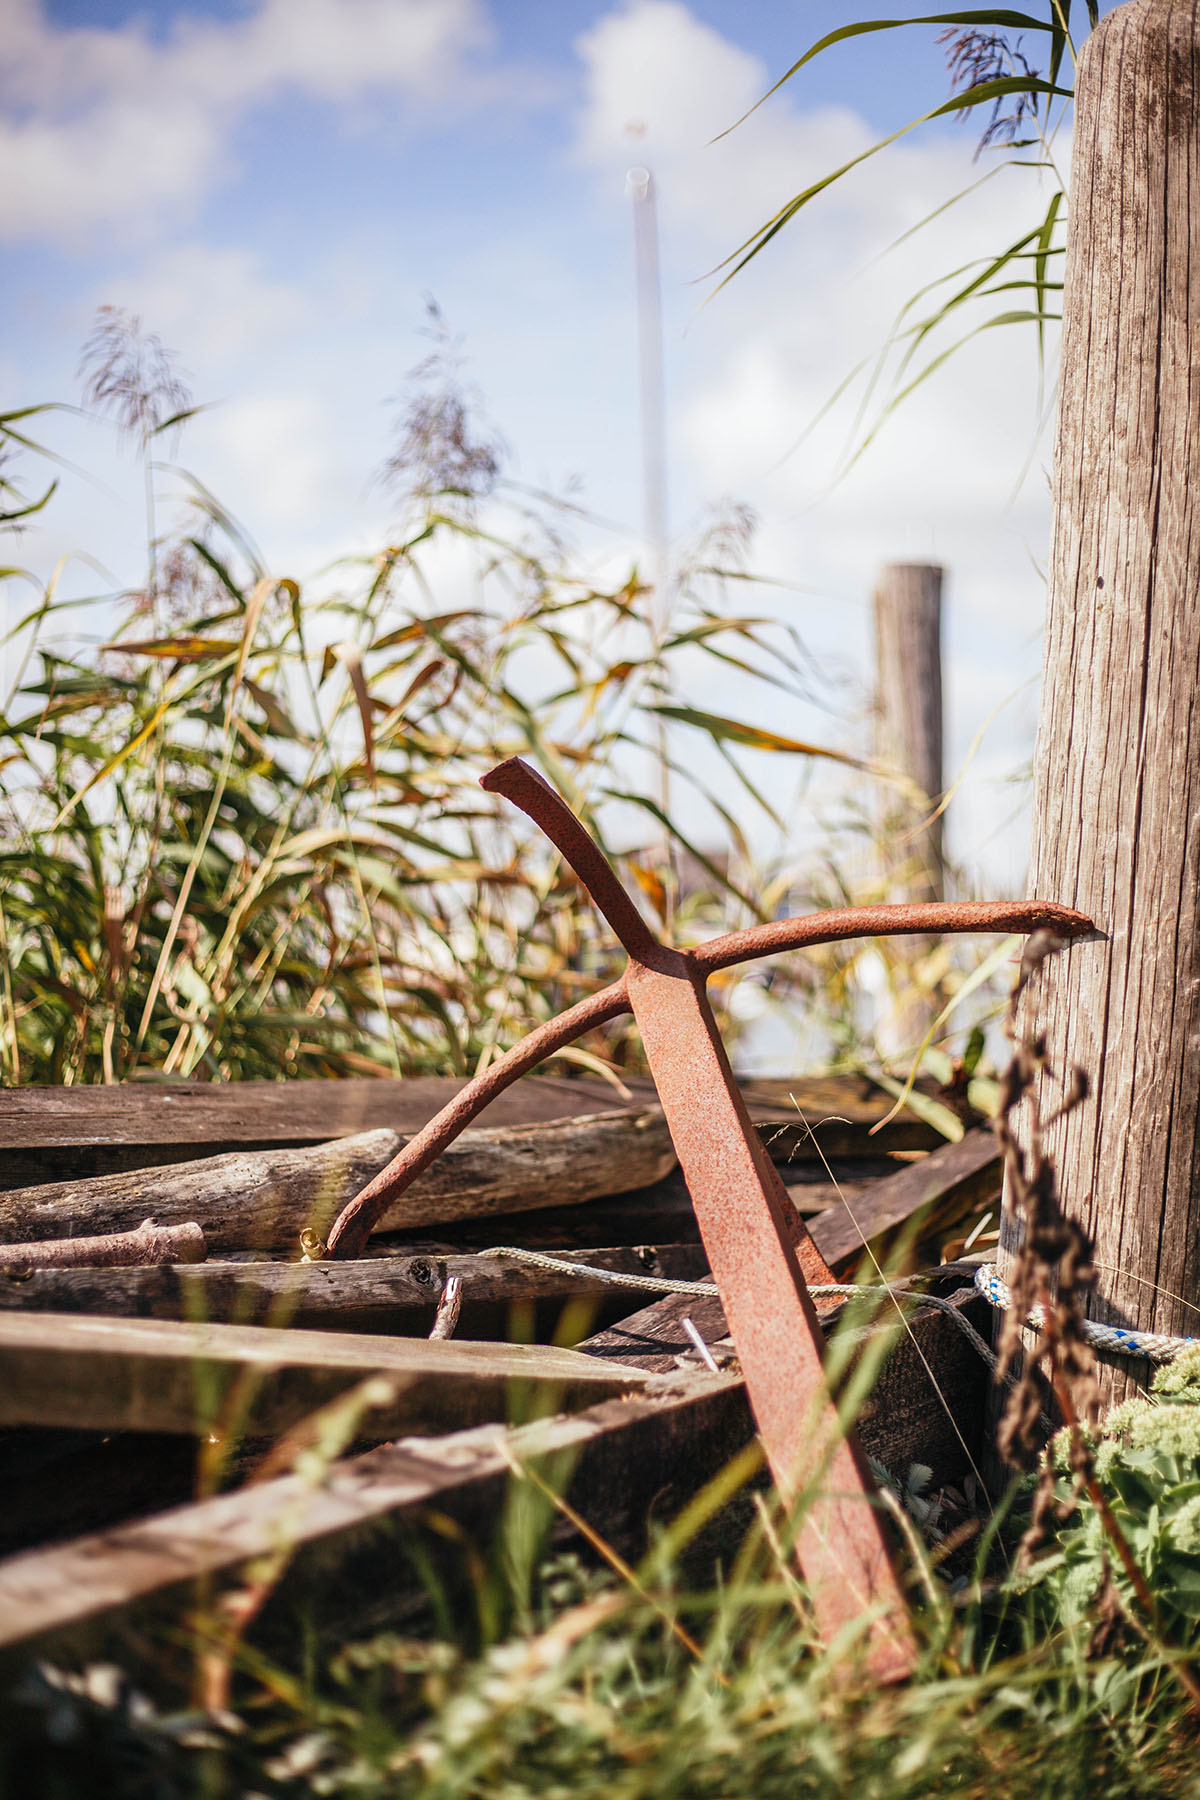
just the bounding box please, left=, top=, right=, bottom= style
left=325, top=755, right=1092, bottom=1680
left=624, top=949, right=913, bottom=1674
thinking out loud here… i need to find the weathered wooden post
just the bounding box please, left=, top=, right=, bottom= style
left=873, top=563, right=945, bottom=1050
left=1003, top=0, right=1200, bottom=1403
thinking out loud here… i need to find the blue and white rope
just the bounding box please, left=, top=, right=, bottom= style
left=974, top=1262, right=1195, bottom=1364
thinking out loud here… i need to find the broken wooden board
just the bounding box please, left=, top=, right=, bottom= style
left=580, top=1277, right=995, bottom=1487
left=807, top=1128, right=1001, bottom=1274
left=0, top=1110, right=677, bottom=1253
left=0, top=1245, right=713, bottom=1332
left=0, top=1373, right=749, bottom=1673
left=0, top=1072, right=942, bottom=1191
left=0, top=1288, right=992, bottom=1674
left=582, top=1287, right=730, bottom=1375
left=0, top=1312, right=650, bottom=1439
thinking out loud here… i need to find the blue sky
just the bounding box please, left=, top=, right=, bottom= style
left=2, top=0, right=1098, bottom=896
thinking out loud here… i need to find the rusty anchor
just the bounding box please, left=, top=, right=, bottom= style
left=326, top=756, right=1092, bottom=1680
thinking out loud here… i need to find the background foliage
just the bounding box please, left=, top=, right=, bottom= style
left=1, top=310, right=853, bottom=1086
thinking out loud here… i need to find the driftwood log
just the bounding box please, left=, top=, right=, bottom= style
left=0, top=1134, right=1000, bottom=1327
left=0, top=1110, right=676, bottom=1253
left=0, top=1244, right=713, bottom=1332
left=0, top=1220, right=206, bottom=1272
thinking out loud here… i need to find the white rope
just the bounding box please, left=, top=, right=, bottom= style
left=477, top=1246, right=1001, bottom=1373
left=974, top=1263, right=1196, bottom=1364
left=478, top=1246, right=721, bottom=1299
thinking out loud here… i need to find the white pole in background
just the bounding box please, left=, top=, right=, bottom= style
left=625, top=166, right=672, bottom=852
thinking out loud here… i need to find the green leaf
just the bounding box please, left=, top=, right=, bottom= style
left=715, top=13, right=1068, bottom=142
left=649, top=703, right=870, bottom=768
left=712, top=78, right=1071, bottom=289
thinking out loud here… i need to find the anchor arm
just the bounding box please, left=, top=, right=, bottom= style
left=324, top=978, right=630, bottom=1258
left=693, top=898, right=1093, bottom=976
left=481, top=758, right=662, bottom=964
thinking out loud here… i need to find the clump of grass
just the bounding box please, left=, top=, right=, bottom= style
left=5, top=1482, right=1197, bottom=1800
left=1, top=312, right=845, bottom=1087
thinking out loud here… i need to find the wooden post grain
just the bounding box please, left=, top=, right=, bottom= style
left=874, top=562, right=944, bottom=905
left=873, top=563, right=945, bottom=1050
left=1004, top=0, right=1200, bottom=1401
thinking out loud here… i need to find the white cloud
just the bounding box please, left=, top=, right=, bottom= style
left=576, top=0, right=763, bottom=157
left=0, top=0, right=492, bottom=244
left=575, top=0, right=872, bottom=242
left=100, top=244, right=314, bottom=368
left=202, top=389, right=342, bottom=533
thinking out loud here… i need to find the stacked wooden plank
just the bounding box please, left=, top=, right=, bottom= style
left=0, top=1073, right=1002, bottom=1673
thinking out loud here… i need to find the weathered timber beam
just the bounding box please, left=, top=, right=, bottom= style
left=0, top=1110, right=676, bottom=1253
left=0, top=1373, right=747, bottom=1672
left=0, top=1244, right=713, bottom=1331
left=0, top=1290, right=991, bottom=1673
left=0, top=1312, right=650, bottom=1439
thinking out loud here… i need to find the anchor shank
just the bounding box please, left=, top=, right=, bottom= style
left=625, top=950, right=914, bottom=1682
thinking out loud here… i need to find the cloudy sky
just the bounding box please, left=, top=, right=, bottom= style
left=2, top=0, right=1097, bottom=892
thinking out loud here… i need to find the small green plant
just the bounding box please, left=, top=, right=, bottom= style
left=1019, top=1346, right=1200, bottom=1642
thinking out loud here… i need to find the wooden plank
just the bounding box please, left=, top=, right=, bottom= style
left=581, top=1276, right=993, bottom=1485
left=0, top=1244, right=713, bottom=1332
left=0, top=1110, right=676, bottom=1253
left=0, top=1312, right=649, bottom=1438
left=0, top=1072, right=941, bottom=1190
left=581, top=1288, right=728, bottom=1375
left=0, top=1374, right=749, bottom=1669
left=0, top=1072, right=630, bottom=1148
left=0, top=1290, right=991, bottom=1670
left=808, top=1128, right=1000, bottom=1273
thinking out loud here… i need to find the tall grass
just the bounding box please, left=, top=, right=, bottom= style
left=4, top=1448, right=1197, bottom=1799
left=0, top=312, right=860, bottom=1086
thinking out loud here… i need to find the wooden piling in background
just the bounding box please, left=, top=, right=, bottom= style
left=873, top=562, right=945, bottom=1052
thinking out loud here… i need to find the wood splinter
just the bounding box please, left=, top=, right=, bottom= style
left=0, top=1220, right=207, bottom=1275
